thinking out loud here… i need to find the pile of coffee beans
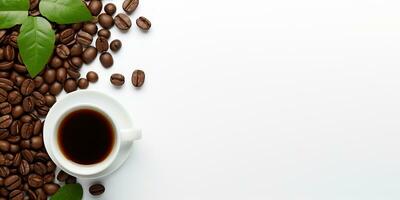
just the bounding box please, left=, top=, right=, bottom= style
left=0, top=0, right=149, bottom=199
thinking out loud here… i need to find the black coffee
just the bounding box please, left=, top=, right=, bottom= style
left=58, top=109, right=115, bottom=165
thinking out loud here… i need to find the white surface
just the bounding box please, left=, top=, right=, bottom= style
left=59, top=0, right=400, bottom=199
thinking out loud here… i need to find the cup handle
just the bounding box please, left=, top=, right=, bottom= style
left=120, top=128, right=142, bottom=148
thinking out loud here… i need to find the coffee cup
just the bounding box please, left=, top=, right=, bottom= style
left=43, top=90, right=141, bottom=179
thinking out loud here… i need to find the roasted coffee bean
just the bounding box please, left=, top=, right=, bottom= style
left=70, top=43, right=83, bottom=56
left=22, top=97, right=34, bottom=113
left=78, top=78, right=89, bottom=89
left=110, top=39, right=122, bottom=52
left=99, top=13, right=114, bottom=29
left=76, top=31, right=93, bottom=47
left=21, top=123, right=33, bottom=139
left=0, top=89, right=7, bottom=103
left=35, top=188, right=46, bottom=200
left=49, top=56, right=63, bottom=68
left=105, top=3, right=117, bottom=15
left=88, top=0, right=102, bottom=16
left=34, top=152, right=49, bottom=162
left=115, top=13, right=132, bottom=30
left=43, top=173, right=54, bottom=183
left=19, top=160, right=30, bottom=175
left=33, top=162, right=47, bottom=175
left=33, top=120, right=42, bottom=135
left=0, top=188, right=9, bottom=198
left=0, top=30, right=6, bottom=43
left=64, top=79, right=78, bottom=93
left=66, top=175, right=77, bottom=184
left=13, top=64, right=27, bottom=74
left=132, top=69, right=145, bottom=87
left=49, top=82, right=63, bottom=95
left=0, top=61, right=13, bottom=70
left=31, top=136, right=43, bottom=150
left=0, top=102, right=11, bottom=115
left=11, top=105, right=23, bottom=118
left=98, top=29, right=111, bottom=39
left=9, top=189, right=23, bottom=200
left=123, top=0, right=139, bottom=14
left=89, top=184, right=105, bottom=196
left=67, top=68, right=81, bottom=80
left=43, top=69, right=56, bottom=84
left=0, top=129, right=9, bottom=140
left=8, top=91, right=22, bottom=105
left=20, top=140, right=30, bottom=149
left=71, top=22, right=83, bottom=31
left=96, top=37, right=108, bottom=52
left=21, top=114, right=32, bottom=123
left=28, top=174, right=43, bottom=188
left=7, top=135, right=21, bottom=144
left=10, top=120, right=21, bottom=135
left=36, top=106, right=49, bottom=116
left=21, top=150, right=33, bottom=163
left=33, top=91, right=45, bottom=106
left=82, top=46, right=98, bottom=63
left=59, top=28, right=75, bottom=44
left=12, top=153, right=21, bottom=167
left=4, top=175, right=21, bottom=190
left=110, top=73, right=125, bottom=86
left=55, top=44, right=70, bottom=59
left=68, top=57, right=83, bottom=69
left=46, top=161, right=56, bottom=172
left=44, top=95, right=56, bottom=107
left=86, top=71, right=98, bottom=83
left=56, top=68, right=67, bottom=83
left=14, top=76, right=25, bottom=87
left=100, top=52, right=113, bottom=68
left=38, top=83, right=49, bottom=94
left=33, top=76, right=43, bottom=88
left=0, top=115, right=12, bottom=129
left=43, top=183, right=59, bottom=195
left=0, top=78, right=14, bottom=91
left=20, top=79, right=35, bottom=96
left=4, top=45, right=15, bottom=61
left=10, top=144, right=19, bottom=153
left=56, top=171, right=69, bottom=182
left=0, top=140, right=10, bottom=152
left=136, top=16, right=151, bottom=30
left=0, top=71, right=8, bottom=78
left=0, top=167, right=9, bottom=177
left=83, top=23, right=98, bottom=35
left=26, top=189, right=37, bottom=200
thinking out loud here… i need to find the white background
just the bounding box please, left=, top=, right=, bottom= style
left=61, top=0, right=400, bottom=199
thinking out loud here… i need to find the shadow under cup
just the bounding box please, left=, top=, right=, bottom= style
left=54, top=106, right=119, bottom=175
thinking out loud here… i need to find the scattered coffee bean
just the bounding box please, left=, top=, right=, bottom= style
left=78, top=78, right=89, bottom=89
left=115, top=13, right=132, bottom=30
left=132, top=69, right=145, bottom=87
left=43, top=183, right=59, bottom=195
left=70, top=43, right=83, bottom=56
left=82, top=46, right=98, bottom=64
left=49, top=82, right=63, bottom=95
left=110, top=73, right=125, bottom=86
left=49, top=56, right=63, bottom=68
left=88, top=0, right=102, bottom=16
left=64, top=79, right=78, bottom=93
left=43, top=69, right=56, bottom=84
left=56, top=67, right=67, bottom=83
left=82, top=23, right=98, bottom=35
left=55, top=44, right=70, bottom=59
left=98, top=13, right=114, bottom=29
left=100, top=52, right=113, bottom=68
left=86, top=71, right=99, bottom=83
left=65, top=175, right=77, bottom=184
left=98, top=29, right=111, bottom=39
left=136, top=16, right=151, bottom=30
left=105, top=3, right=117, bottom=15
left=44, top=95, right=56, bottom=107
left=96, top=37, right=109, bottom=52
left=56, top=170, right=69, bottom=182
left=123, top=0, right=139, bottom=14
left=110, top=39, right=122, bottom=52
left=89, top=183, right=105, bottom=196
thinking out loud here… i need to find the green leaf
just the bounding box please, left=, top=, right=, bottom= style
left=18, top=16, right=55, bottom=77
left=50, top=184, right=83, bottom=200
left=39, top=0, right=92, bottom=24
left=0, top=0, right=29, bottom=29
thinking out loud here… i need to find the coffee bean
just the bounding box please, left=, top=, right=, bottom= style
left=70, top=43, right=83, bottom=56
left=22, top=96, right=35, bottom=113
left=67, top=68, right=81, bottom=80
left=20, top=114, right=32, bottom=123
left=56, top=171, right=69, bottom=182
left=83, top=23, right=98, bottom=35
left=0, top=167, right=9, bottom=177
left=0, top=115, right=12, bottom=129
left=35, top=188, right=46, bottom=200
left=33, top=120, right=42, bottom=135
left=43, top=183, right=59, bottom=195
left=36, top=106, right=49, bottom=116
left=15, top=76, right=25, bottom=87
left=0, top=129, right=9, bottom=140
left=20, top=79, right=35, bottom=96
left=49, top=82, right=63, bottom=95
left=31, top=136, right=43, bottom=150
left=78, top=78, right=89, bottom=89
left=33, top=162, right=47, bottom=175
left=4, top=175, right=21, bottom=190
left=43, top=173, right=55, bottom=183
left=65, top=175, right=77, bottom=184
left=110, top=73, right=125, bottom=86
left=86, top=71, right=98, bottom=83
left=9, top=189, right=23, bottom=200
left=4, top=45, right=15, bottom=61
left=132, top=69, right=145, bottom=87
left=0, top=78, right=14, bottom=91
left=99, top=13, right=114, bottom=29
left=68, top=57, right=83, bottom=69
left=0, top=140, right=10, bottom=152
left=10, top=120, right=21, bottom=135
left=98, top=29, right=111, bottom=39
left=123, top=0, right=139, bottom=14
left=38, top=83, right=49, bottom=94
left=49, top=56, right=63, bottom=68
left=8, top=91, right=22, bottom=105
left=115, top=13, right=132, bottom=30
left=20, top=140, right=30, bottom=149
left=55, top=44, right=70, bottom=59
left=105, top=3, right=117, bottom=15
left=19, top=160, right=30, bottom=175
left=44, top=95, right=56, bottom=107
left=110, top=39, right=122, bottom=52
left=76, top=31, right=93, bottom=47
left=7, top=135, right=20, bottom=144
left=21, top=150, right=34, bottom=163
left=0, top=61, right=13, bottom=70
left=100, top=52, right=113, bottom=68
left=11, top=105, right=23, bottom=118
left=136, top=16, right=151, bottom=30
left=28, top=174, right=43, bottom=188
left=10, top=144, right=19, bottom=153
left=13, top=64, right=27, bottom=74
left=21, top=123, right=33, bottom=139
left=12, top=153, right=21, bottom=167
left=59, top=28, right=75, bottom=44
left=0, top=89, right=7, bottom=103
left=56, top=67, right=67, bottom=83
left=96, top=37, right=109, bottom=52
left=88, top=0, right=102, bottom=16
left=89, top=184, right=105, bottom=196
left=43, top=69, right=56, bottom=84
left=0, top=71, right=8, bottom=78
left=33, top=76, right=43, bottom=88
left=82, top=46, right=98, bottom=63
left=46, top=161, right=56, bottom=172
left=64, top=79, right=77, bottom=93
left=0, top=102, right=11, bottom=115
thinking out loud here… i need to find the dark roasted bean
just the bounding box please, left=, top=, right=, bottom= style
left=76, top=31, right=93, bottom=47
left=82, top=46, right=98, bottom=63
left=98, top=13, right=114, bottom=29
left=100, top=52, right=113, bottom=68
left=4, top=175, right=21, bottom=190
left=115, top=13, right=132, bottom=30
left=96, top=37, right=109, bottom=52
left=98, top=29, right=111, bottom=39
left=89, top=183, right=105, bottom=196
left=64, top=79, right=78, bottom=93
left=132, top=69, right=145, bottom=87
left=86, top=71, right=98, bottom=83
left=110, top=73, right=125, bottom=86
left=136, top=16, right=152, bottom=30
left=88, top=0, right=102, bottom=16
left=28, top=174, right=43, bottom=188
left=105, top=3, right=117, bottom=15
left=20, top=79, right=34, bottom=96
left=123, top=0, right=139, bottom=14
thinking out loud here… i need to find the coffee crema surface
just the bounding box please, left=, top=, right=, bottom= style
left=58, top=109, right=115, bottom=165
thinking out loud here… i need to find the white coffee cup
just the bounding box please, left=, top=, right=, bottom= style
left=43, top=90, right=141, bottom=179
